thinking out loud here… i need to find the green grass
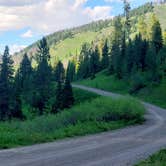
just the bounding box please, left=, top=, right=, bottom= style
left=77, top=71, right=130, bottom=94
left=135, top=149, right=166, bottom=166
left=76, top=71, right=166, bottom=109
left=136, top=78, right=166, bottom=109
left=0, top=96, right=145, bottom=149
left=73, top=88, right=99, bottom=104
left=50, top=31, right=98, bottom=65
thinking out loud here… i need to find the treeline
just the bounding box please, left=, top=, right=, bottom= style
left=67, top=1, right=166, bottom=93
left=0, top=38, right=74, bottom=121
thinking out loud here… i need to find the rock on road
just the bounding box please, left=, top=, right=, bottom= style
left=0, top=84, right=166, bottom=166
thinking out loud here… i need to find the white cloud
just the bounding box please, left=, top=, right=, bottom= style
left=72, top=0, right=88, bottom=10
left=84, top=6, right=112, bottom=20
left=21, top=30, right=33, bottom=38
left=0, top=0, right=113, bottom=34
left=9, top=44, right=27, bottom=54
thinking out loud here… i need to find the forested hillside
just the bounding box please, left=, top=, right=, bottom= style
left=13, top=2, right=162, bottom=66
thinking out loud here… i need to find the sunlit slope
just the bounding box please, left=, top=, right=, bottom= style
left=154, top=4, right=166, bottom=30
left=13, top=3, right=166, bottom=66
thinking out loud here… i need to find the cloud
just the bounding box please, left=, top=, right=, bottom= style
left=21, top=30, right=33, bottom=38
left=72, top=0, right=88, bottom=10
left=0, top=0, right=113, bottom=34
left=9, top=44, right=27, bottom=54
left=84, top=6, right=112, bottom=20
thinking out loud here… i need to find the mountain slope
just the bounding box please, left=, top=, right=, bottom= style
left=13, top=3, right=166, bottom=67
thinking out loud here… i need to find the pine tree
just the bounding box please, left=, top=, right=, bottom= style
left=52, top=81, right=63, bottom=113
left=124, top=38, right=134, bottom=75
left=77, top=43, right=91, bottom=79
left=0, top=46, right=14, bottom=120
left=66, top=61, right=76, bottom=82
left=35, top=37, right=52, bottom=115
left=123, top=0, right=131, bottom=40
left=145, top=44, right=157, bottom=73
left=90, top=45, right=100, bottom=78
left=16, top=53, right=33, bottom=92
left=109, top=16, right=123, bottom=74
left=54, top=61, right=65, bottom=83
left=101, top=39, right=109, bottom=69
left=151, top=18, right=163, bottom=54
left=138, top=16, right=148, bottom=39
left=116, top=32, right=126, bottom=79
left=62, top=77, right=75, bottom=109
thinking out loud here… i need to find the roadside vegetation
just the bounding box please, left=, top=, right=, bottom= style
left=0, top=96, right=145, bottom=149
left=135, top=149, right=166, bottom=166
left=76, top=71, right=166, bottom=109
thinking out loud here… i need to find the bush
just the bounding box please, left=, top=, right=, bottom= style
left=0, top=96, right=145, bottom=148
left=130, top=73, right=146, bottom=94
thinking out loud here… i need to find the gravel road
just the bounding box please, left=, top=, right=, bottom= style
left=0, top=84, right=165, bottom=166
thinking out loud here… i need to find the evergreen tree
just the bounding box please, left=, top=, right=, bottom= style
left=66, top=61, right=76, bottom=82
left=101, top=39, right=109, bottom=69
left=16, top=53, right=32, bottom=92
left=52, top=81, right=63, bottom=113
left=124, top=38, right=134, bottom=75
left=35, top=37, right=52, bottom=115
left=62, top=77, right=75, bottom=109
left=138, top=16, right=147, bottom=39
left=117, top=32, right=126, bottom=79
left=109, top=16, right=123, bottom=74
left=54, top=61, right=65, bottom=82
left=145, top=44, right=157, bottom=73
left=77, top=43, right=91, bottom=79
left=0, top=46, right=14, bottom=120
left=123, top=0, right=131, bottom=39
left=151, top=18, right=163, bottom=54
left=90, top=46, right=100, bottom=78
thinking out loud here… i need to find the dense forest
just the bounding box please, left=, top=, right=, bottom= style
left=0, top=1, right=166, bottom=121
left=0, top=38, right=74, bottom=120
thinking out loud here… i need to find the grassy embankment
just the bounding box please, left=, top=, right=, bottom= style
left=0, top=93, right=145, bottom=149
left=76, top=71, right=166, bottom=109
left=135, top=149, right=166, bottom=166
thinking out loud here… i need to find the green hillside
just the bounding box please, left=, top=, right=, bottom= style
left=14, top=3, right=166, bottom=67
left=154, top=4, right=166, bottom=30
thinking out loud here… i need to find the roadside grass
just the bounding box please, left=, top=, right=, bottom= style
left=0, top=96, right=145, bottom=149
left=73, top=88, right=99, bottom=104
left=21, top=87, right=99, bottom=119
left=77, top=71, right=130, bottom=94
left=76, top=71, right=166, bottom=109
left=136, top=78, right=166, bottom=109
left=135, top=149, right=166, bottom=166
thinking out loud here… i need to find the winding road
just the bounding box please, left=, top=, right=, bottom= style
left=0, top=84, right=166, bottom=166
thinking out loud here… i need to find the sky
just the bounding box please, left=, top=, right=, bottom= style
left=0, top=0, right=153, bottom=54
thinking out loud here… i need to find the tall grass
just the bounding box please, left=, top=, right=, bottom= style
left=0, top=96, right=145, bottom=149
left=135, top=149, right=166, bottom=166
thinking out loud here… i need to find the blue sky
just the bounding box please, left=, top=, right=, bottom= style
left=0, top=0, right=152, bottom=54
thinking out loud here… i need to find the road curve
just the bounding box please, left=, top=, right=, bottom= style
left=0, top=85, right=166, bottom=166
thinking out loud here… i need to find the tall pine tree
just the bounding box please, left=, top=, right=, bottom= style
left=0, top=46, right=14, bottom=120
left=101, top=39, right=109, bottom=69
left=35, top=37, right=52, bottom=115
